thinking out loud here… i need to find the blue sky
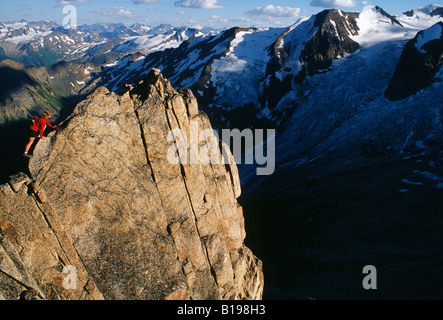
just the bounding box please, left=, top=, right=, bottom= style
left=0, top=0, right=438, bottom=28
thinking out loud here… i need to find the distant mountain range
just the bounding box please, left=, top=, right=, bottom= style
left=0, top=20, right=216, bottom=66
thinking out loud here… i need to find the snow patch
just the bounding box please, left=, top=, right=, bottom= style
left=351, top=6, right=411, bottom=47
left=398, top=5, right=443, bottom=30
left=105, top=61, right=119, bottom=68
left=5, top=30, right=51, bottom=44
left=210, top=28, right=283, bottom=107
left=415, top=23, right=442, bottom=53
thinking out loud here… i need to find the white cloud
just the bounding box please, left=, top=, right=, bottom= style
left=207, top=15, right=228, bottom=23
left=237, top=17, right=251, bottom=23
left=56, top=0, right=86, bottom=7
left=174, top=0, right=225, bottom=9
left=131, top=0, right=157, bottom=4
left=95, top=6, right=134, bottom=17
left=309, top=0, right=358, bottom=8
left=246, top=5, right=301, bottom=18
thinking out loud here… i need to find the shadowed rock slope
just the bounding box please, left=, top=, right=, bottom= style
left=0, top=69, right=263, bottom=300
left=385, top=22, right=443, bottom=101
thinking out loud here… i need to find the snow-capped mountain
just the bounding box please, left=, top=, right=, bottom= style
left=400, top=4, right=443, bottom=28
left=93, top=5, right=442, bottom=131
left=246, top=17, right=442, bottom=185
left=111, top=27, right=210, bottom=55
left=0, top=20, right=59, bottom=41
left=236, top=6, right=443, bottom=199
left=0, top=20, right=106, bottom=65
left=0, top=20, right=213, bottom=66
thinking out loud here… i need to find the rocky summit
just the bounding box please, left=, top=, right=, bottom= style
left=0, top=69, right=263, bottom=300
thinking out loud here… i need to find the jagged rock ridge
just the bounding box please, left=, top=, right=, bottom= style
left=385, top=21, right=443, bottom=101
left=0, top=69, right=263, bottom=300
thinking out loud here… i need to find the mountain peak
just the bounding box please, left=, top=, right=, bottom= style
left=299, top=9, right=360, bottom=76
left=373, top=6, right=403, bottom=26
left=401, top=4, right=443, bottom=23
left=0, top=70, right=264, bottom=300
left=313, top=8, right=360, bottom=35
left=403, top=4, right=443, bottom=16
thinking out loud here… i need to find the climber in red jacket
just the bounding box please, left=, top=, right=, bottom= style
left=24, top=110, right=57, bottom=157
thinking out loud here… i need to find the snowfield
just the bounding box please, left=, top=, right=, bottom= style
left=210, top=28, right=284, bottom=107
left=350, top=6, right=410, bottom=46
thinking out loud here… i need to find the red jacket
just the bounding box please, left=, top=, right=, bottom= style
left=29, top=117, right=54, bottom=138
